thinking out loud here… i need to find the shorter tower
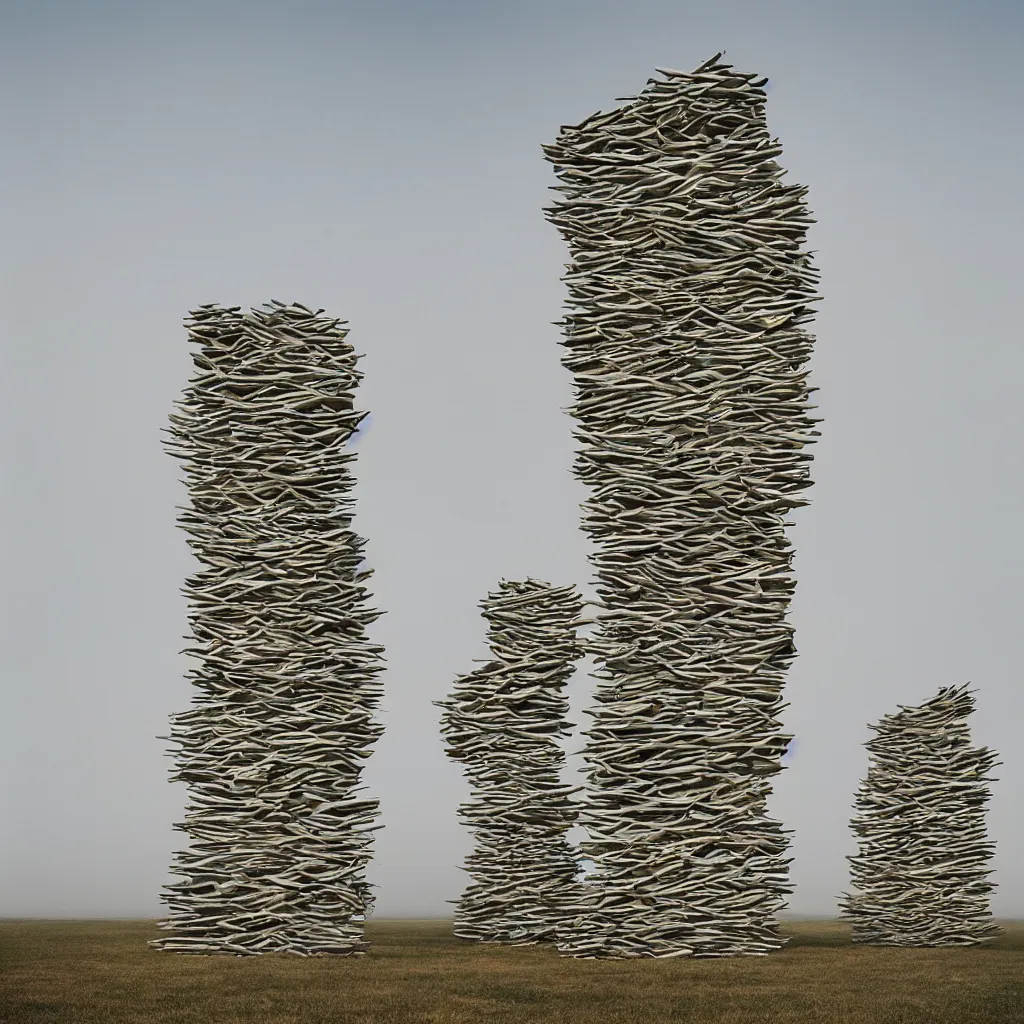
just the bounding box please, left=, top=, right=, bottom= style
left=437, top=579, right=585, bottom=943
left=840, top=684, right=1000, bottom=946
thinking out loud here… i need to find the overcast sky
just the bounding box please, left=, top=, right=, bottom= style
left=2, top=0, right=1022, bottom=921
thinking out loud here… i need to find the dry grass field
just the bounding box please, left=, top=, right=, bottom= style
left=0, top=918, right=1021, bottom=1024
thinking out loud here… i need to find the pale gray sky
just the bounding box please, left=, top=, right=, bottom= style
left=2, top=0, right=1022, bottom=920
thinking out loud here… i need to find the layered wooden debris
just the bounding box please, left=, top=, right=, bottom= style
left=840, top=684, right=1000, bottom=946
left=543, top=54, right=821, bottom=957
left=437, top=580, right=586, bottom=943
left=152, top=301, right=385, bottom=956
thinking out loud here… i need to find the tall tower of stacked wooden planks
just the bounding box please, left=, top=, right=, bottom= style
left=153, top=302, right=386, bottom=956
left=543, top=55, right=821, bottom=957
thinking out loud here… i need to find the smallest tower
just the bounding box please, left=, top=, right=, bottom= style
left=840, top=684, right=1000, bottom=946
left=437, top=579, right=585, bottom=943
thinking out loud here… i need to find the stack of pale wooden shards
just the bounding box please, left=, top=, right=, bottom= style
left=841, top=684, right=1000, bottom=946
left=152, top=302, right=385, bottom=956
left=541, top=53, right=822, bottom=958
left=437, top=580, right=586, bottom=943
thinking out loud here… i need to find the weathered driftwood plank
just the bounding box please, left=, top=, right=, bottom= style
left=543, top=54, right=821, bottom=958
left=840, top=684, right=1000, bottom=946
left=152, top=301, right=385, bottom=956
left=437, top=579, right=586, bottom=943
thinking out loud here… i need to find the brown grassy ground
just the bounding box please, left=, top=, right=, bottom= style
left=0, top=919, right=1021, bottom=1024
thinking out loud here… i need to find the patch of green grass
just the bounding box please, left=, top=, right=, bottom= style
left=0, top=919, right=1020, bottom=1023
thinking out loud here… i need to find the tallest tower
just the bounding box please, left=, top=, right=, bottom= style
left=544, top=55, right=821, bottom=958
